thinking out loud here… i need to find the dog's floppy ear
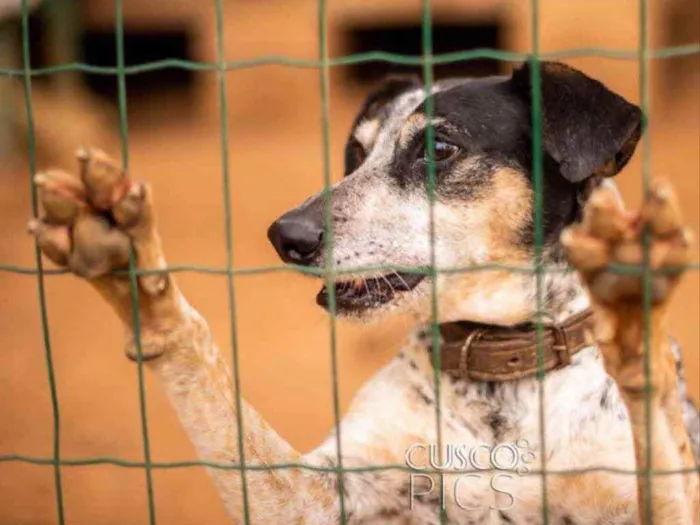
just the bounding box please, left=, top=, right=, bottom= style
left=509, top=61, right=643, bottom=183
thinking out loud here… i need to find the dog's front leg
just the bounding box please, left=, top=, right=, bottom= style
left=562, top=181, right=699, bottom=524
left=28, top=148, right=339, bottom=523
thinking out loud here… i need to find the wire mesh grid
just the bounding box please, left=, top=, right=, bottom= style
left=0, top=0, right=699, bottom=524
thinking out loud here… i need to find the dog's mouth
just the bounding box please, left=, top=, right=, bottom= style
left=316, top=272, right=425, bottom=313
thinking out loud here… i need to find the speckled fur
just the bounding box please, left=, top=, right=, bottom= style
left=30, top=65, right=699, bottom=524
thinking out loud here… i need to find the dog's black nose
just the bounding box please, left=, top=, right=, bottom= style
left=268, top=211, right=324, bottom=265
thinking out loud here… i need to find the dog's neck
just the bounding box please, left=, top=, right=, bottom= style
left=429, top=261, right=591, bottom=329
left=425, top=180, right=625, bottom=329
left=532, top=263, right=592, bottom=324
left=412, top=267, right=593, bottom=382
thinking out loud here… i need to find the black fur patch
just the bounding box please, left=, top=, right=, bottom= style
left=414, top=385, right=434, bottom=406
left=499, top=511, right=515, bottom=523
left=376, top=62, right=642, bottom=249
left=510, top=62, right=643, bottom=184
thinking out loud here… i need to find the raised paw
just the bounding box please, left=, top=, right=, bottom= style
left=28, top=147, right=166, bottom=295
left=561, top=180, right=693, bottom=308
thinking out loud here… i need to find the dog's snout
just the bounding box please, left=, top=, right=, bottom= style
left=268, top=211, right=325, bottom=265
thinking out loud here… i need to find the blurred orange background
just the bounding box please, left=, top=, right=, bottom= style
left=0, top=1, right=698, bottom=523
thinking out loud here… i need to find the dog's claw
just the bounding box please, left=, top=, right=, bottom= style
left=34, top=169, right=87, bottom=225
left=641, top=179, right=683, bottom=238
left=75, top=146, right=90, bottom=162
left=79, top=147, right=129, bottom=210
left=562, top=180, right=692, bottom=307
left=560, top=224, right=610, bottom=271
left=113, top=181, right=145, bottom=228
left=581, top=187, right=631, bottom=242
left=29, top=219, right=72, bottom=267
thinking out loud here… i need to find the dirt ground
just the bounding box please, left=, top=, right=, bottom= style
left=0, top=43, right=699, bottom=525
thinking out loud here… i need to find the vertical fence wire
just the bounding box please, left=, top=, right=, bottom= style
left=420, top=2, right=447, bottom=524
left=638, top=0, right=654, bottom=522
left=114, top=1, right=157, bottom=524
left=19, top=1, right=65, bottom=523
left=528, top=1, right=550, bottom=523
left=213, top=0, right=252, bottom=523
left=4, top=0, right=700, bottom=523
left=316, top=0, right=348, bottom=522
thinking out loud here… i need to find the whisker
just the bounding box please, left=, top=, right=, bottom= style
left=392, top=270, right=411, bottom=291
left=380, top=273, right=396, bottom=294
left=362, top=278, right=371, bottom=298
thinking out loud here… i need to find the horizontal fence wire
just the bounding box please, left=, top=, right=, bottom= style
left=0, top=453, right=698, bottom=477
left=2, top=262, right=699, bottom=277
left=0, top=44, right=699, bottom=77
left=2, top=0, right=700, bottom=523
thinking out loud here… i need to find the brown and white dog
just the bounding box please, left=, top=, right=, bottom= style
left=28, top=62, right=699, bottom=524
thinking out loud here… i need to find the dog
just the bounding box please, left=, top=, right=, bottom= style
left=28, top=61, right=699, bottom=524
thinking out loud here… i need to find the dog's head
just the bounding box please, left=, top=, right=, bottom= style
left=268, top=62, right=642, bottom=323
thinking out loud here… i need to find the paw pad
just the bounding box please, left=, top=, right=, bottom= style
left=29, top=147, right=157, bottom=286
left=562, top=180, right=692, bottom=306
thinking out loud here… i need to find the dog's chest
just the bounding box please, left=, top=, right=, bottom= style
left=317, top=345, right=638, bottom=524
left=439, top=350, right=637, bottom=523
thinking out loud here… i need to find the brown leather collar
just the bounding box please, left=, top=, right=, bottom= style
left=425, top=309, right=596, bottom=382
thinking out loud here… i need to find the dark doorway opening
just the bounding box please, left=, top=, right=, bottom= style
left=80, top=29, right=194, bottom=104
left=13, top=13, right=195, bottom=105
left=343, top=21, right=502, bottom=84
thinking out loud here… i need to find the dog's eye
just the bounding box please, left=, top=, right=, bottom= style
left=424, top=140, right=459, bottom=163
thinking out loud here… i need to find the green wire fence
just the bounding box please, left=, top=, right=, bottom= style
left=1, top=0, right=699, bottom=524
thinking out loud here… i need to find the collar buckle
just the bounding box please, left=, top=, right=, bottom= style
left=458, top=329, right=484, bottom=378
left=551, top=322, right=571, bottom=368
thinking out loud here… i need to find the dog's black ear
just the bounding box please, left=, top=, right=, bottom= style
left=509, top=61, right=643, bottom=183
